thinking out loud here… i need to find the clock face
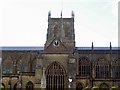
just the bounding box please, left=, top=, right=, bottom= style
left=53, top=40, right=59, bottom=47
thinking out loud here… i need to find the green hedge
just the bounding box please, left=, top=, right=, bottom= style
left=109, top=86, right=117, bottom=90
left=82, top=86, right=90, bottom=90
left=0, top=84, right=4, bottom=90
left=91, top=86, right=99, bottom=90
left=82, top=86, right=118, bottom=90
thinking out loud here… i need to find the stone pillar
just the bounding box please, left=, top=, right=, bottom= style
left=68, top=56, right=76, bottom=90
left=35, top=56, right=43, bottom=89
left=28, top=61, right=32, bottom=72
left=92, top=63, right=95, bottom=78
left=92, top=51, right=95, bottom=79
left=41, top=68, right=46, bottom=89
left=13, top=62, right=17, bottom=74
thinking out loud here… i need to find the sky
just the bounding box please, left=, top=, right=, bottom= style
left=0, top=0, right=119, bottom=47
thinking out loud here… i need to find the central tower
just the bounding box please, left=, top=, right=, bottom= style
left=44, top=11, right=75, bottom=53
left=37, top=12, right=76, bottom=89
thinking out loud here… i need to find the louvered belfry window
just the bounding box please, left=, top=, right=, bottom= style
left=46, top=62, right=65, bottom=90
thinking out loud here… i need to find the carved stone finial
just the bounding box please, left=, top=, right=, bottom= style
left=92, top=42, right=94, bottom=50
left=61, top=11, right=62, bottom=18
left=71, top=11, right=74, bottom=18
left=41, top=67, right=46, bottom=88
left=48, top=11, right=51, bottom=18
left=110, top=42, right=112, bottom=50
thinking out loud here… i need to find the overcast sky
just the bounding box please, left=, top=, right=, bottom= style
left=0, top=0, right=119, bottom=47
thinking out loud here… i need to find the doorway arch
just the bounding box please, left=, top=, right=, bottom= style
left=99, top=83, right=109, bottom=90
left=76, top=83, right=83, bottom=90
left=45, top=61, right=66, bottom=90
left=26, top=81, right=34, bottom=90
left=13, top=83, right=17, bottom=90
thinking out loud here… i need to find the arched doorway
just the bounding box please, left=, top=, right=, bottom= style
left=76, top=83, right=83, bottom=90
left=13, top=83, right=17, bottom=90
left=46, top=62, right=66, bottom=90
left=99, top=83, right=109, bottom=90
left=26, top=81, right=34, bottom=90
left=118, top=85, right=120, bottom=90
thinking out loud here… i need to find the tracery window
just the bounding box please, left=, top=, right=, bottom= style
left=112, top=59, right=120, bottom=78
left=78, top=57, right=91, bottom=77
left=17, top=59, right=28, bottom=72
left=32, top=60, right=36, bottom=72
left=95, top=58, right=110, bottom=78
left=46, top=62, right=66, bottom=90
left=2, top=58, right=13, bottom=74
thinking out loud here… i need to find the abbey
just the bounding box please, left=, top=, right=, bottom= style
left=1, top=12, right=120, bottom=90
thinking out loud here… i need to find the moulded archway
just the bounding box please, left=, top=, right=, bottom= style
left=26, top=81, right=34, bottom=90
left=99, top=83, right=109, bottom=90
left=76, top=83, right=83, bottom=90
left=13, top=83, right=17, bottom=90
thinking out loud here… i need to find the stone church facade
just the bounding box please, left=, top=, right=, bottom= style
left=1, top=12, right=120, bottom=90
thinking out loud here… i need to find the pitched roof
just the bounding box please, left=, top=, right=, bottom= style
left=76, top=47, right=120, bottom=50
left=1, top=47, right=44, bottom=51
left=0, top=46, right=119, bottom=51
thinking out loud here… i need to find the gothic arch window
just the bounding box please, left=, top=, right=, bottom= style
left=26, top=81, right=34, bottom=90
left=99, top=83, right=109, bottom=90
left=31, top=60, right=36, bottom=72
left=95, top=58, right=110, bottom=78
left=46, top=61, right=66, bottom=90
left=17, top=59, right=28, bottom=73
left=78, top=57, right=91, bottom=77
left=76, top=83, right=83, bottom=90
left=112, top=59, right=120, bottom=78
left=63, top=23, right=71, bottom=37
left=2, top=58, right=13, bottom=74
left=53, top=24, right=60, bottom=37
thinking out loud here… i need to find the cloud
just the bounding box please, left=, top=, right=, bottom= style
left=102, top=0, right=119, bottom=17
left=111, top=0, right=119, bottom=17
